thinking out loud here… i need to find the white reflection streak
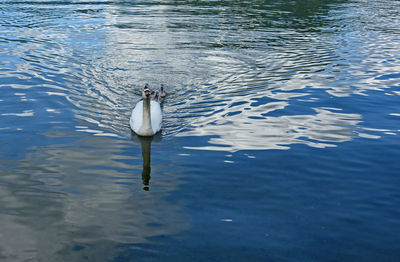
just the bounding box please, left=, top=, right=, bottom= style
left=180, top=98, right=362, bottom=152
left=2, top=110, right=34, bottom=117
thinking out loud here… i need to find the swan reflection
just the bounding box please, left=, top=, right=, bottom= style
left=140, top=136, right=152, bottom=190
left=131, top=132, right=162, bottom=191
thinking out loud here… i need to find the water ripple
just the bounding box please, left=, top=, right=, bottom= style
left=1, top=1, right=400, bottom=260
left=1, top=0, right=399, bottom=150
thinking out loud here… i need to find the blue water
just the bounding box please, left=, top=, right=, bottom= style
left=1, top=0, right=400, bottom=261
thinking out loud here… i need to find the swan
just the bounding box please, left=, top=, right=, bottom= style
left=130, top=84, right=163, bottom=136
left=154, top=84, right=166, bottom=103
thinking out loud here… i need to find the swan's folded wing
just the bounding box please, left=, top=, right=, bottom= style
left=129, top=101, right=143, bottom=133
left=150, top=101, right=162, bottom=133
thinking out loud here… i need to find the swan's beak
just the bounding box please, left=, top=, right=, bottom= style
left=144, top=88, right=151, bottom=97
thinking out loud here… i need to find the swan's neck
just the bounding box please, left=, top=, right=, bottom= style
left=139, top=97, right=153, bottom=135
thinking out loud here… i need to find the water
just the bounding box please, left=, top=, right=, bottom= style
left=1, top=0, right=400, bottom=261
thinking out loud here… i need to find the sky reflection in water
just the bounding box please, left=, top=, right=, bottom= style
left=0, top=0, right=400, bottom=261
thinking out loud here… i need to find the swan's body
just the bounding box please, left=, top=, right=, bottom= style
left=130, top=100, right=162, bottom=136
left=130, top=85, right=163, bottom=136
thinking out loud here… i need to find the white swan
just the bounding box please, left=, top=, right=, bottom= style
left=130, top=84, right=162, bottom=136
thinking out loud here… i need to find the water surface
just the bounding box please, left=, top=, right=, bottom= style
left=1, top=0, right=400, bottom=261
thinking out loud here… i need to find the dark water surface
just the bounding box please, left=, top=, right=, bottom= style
left=1, top=0, right=400, bottom=261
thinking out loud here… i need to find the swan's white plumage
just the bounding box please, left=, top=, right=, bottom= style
left=130, top=100, right=162, bottom=136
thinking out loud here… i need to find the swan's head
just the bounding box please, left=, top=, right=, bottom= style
left=143, top=83, right=151, bottom=98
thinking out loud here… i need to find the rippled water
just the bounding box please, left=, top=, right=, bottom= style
left=1, top=0, right=400, bottom=261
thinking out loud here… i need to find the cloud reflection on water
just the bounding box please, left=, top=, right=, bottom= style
left=16, top=0, right=395, bottom=153
left=2, top=0, right=399, bottom=154
left=0, top=136, right=187, bottom=261
left=178, top=93, right=363, bottom=151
